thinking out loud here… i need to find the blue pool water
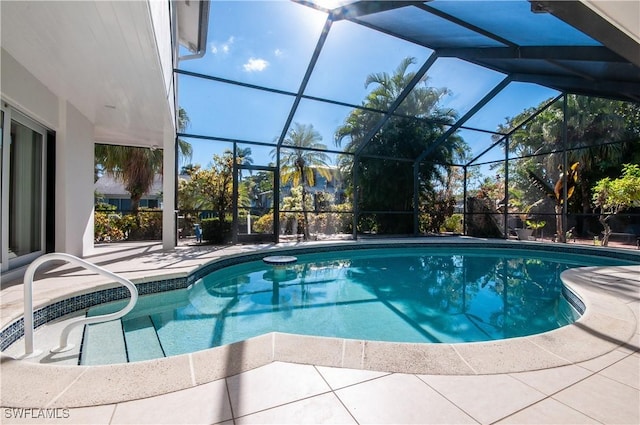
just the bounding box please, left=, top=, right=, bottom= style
left=83, top=247, right=634, bottom=364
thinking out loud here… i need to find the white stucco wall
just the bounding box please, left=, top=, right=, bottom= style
left=1, top=48, right=96, bottom=258
left=149, top=0, right=178, bottom=250
left=56, top=101, right=94, bottom=257
left=148, top=0, right=176, bottom=122
left=0, top=48, right=58, bottom=130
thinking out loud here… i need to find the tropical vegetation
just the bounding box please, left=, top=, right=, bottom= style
left=335, top=56, right=468, bottom=234
left=592, top=163, right=640, bottom=246
left=273, top=122, right=332, bottom=240
left=496, top=95, right=640, bottom=239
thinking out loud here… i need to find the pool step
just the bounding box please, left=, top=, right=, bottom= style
left=122, top=316, right=165, bottom=362
left=80, top=320, right=127, bottom=365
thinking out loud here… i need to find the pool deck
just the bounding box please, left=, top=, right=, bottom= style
left=1, top=238, right=639, bottom=424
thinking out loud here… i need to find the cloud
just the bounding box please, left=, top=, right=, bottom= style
left=243, top=57, right=269, bottom=72
left=210, top=36, right=235, bottom=55
left=274, top=48, right=284, bottom=57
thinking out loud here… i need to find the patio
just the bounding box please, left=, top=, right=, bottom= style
left=1, top=240, right=638, bottom=424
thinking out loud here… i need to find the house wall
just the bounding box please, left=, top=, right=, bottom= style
left=1, top=48, right=95, bottom=258
left=149, top=0, right=178, bottom=249
left=56, top=101, right=94, bottom=256
left=1, top=0, right=179, bottom=262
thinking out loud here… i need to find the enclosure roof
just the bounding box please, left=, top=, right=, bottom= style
left=308, top=0, right=639, bottom=103
left=176, top=0, right=639, bottom=167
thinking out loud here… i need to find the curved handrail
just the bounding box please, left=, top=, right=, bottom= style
left=23, top=253, right=138, bottom=356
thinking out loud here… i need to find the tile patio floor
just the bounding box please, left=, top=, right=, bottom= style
left=1, top=239, right=639, bottom=424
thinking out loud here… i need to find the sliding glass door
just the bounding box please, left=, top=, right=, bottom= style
left=1, top=106, right=47, bottom=272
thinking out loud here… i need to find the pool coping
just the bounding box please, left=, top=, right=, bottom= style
left=1, top=239, right=639, bottom=408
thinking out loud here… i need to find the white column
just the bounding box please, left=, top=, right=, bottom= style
left=162, top=118, right=176, bottom=250
left=55, top=100, right=94, bottom=257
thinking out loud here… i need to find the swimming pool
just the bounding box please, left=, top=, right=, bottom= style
left=80, top=246, right=634, bottom=364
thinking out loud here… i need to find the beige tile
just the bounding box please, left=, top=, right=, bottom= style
left=110, top=379, right=231, bottom=424
left=599, top=353, right=640, bottom=389
left=52, top=356, right=194, bottom=407
left=315, top=365, right=389, bottom=390
left=495, top=398, right=600, bottom=424
left=0, top=357, right=86, bottom=408
left=191, top=334, right=273, bottom=384
left=575, top=348, right=628, bottom=372
left=336, top=373, right=475, bottom=424
left=510, top=365, right=592, bottom=395
left=618, top=321, right=640, bottom=354
left=362, top=341, right=474, bottom=374
left=341, top=339, right=365, bottom=369
left=235, top=392, right=356, bottom=424
left=528, top=321, right=623, bottom=365
left=419, top=374, right=546, bottom=424
left=273, top=333, right=343, bottom=367
left=226, top=362, right=330, bottom=417
left=553, top=373, right=640, bottom=424
left=0, top=405, right=115, bottom=425
left=454, top=338, right=567, bottom=374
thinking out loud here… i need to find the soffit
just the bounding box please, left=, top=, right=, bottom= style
left=0, top=1, right=169, bottom=147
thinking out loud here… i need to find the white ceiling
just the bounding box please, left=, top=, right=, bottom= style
left=0, top=0, right=171, bottom=147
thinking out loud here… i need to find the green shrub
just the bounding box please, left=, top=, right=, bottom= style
left=202, top=217, right=232, bottom=244
left=94, top=211, right=125, bottom=242
left=253, top=213, right=273, bottom=233
left=94, top=207, right=162, bottom=242
left=442, top=214, right=463, bottom=233
left=127, top=209, right=163, bottom=240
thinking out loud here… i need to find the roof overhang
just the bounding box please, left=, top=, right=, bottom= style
left=536, top=0, right=640, bottom=68
left=1, top=1, right=172, bottom=147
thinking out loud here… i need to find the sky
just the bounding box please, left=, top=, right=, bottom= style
left=177, top=0, right=560, bottom=174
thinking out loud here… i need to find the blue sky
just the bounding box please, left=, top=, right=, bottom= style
left=177, top=0, right=559, bottom=172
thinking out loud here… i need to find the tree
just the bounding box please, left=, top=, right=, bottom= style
left=335, top=57, right=467, bottom=233
left=273, top=122, right=332, bottom=240
left=592, top=164, right=640, bottom=246
left=95, top=144, right=163, bottom=214
left=95, top=107, right=193, bottom=215
left=499, top=95, right=639, bottom=223
left=178, top=148, right=253, bottom=221
left=177, top=107, right=193, bottom=167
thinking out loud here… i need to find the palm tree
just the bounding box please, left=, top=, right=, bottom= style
left=177, top=107, right=193, bottom=167
left=500, top=95, right=639, bottom=239
left=95, top=144, right=163, bottom=214
left=273, top=123, right=332, bottom=240
left=95, top=108, right=193, bottom=215
left=334, top=57, right=465, bottom=233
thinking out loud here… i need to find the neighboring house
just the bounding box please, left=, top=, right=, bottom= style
left=1, top=1, right=209, bottom=277
left=95, top=173, right=163, bottom=212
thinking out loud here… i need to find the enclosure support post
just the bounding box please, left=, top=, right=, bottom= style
left=463, top=166, right=468, bottom=236
left=503, top=136, right=510, bottom=239
left=274, top=146, right=281, bottom=244
left=561, top=93, right=569, bottom=242
left=352, top=155, right=359, bottom=240
left=232, top=142, right=239, bottom=244
left=413, top=162, right=419, bottom=236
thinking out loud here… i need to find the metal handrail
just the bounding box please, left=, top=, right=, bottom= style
left=23, top=253, right=138, bottom=356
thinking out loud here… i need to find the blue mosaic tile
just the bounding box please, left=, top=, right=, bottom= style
left=563, top=287, right=585, bottom=314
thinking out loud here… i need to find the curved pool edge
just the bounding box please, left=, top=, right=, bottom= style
left=1, top=258, right=638, bottom=408
left=1, top=274, right=640, bottom=408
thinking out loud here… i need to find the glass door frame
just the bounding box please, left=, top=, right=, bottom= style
left=233, top=162, right=278, bottom=244
left=0, top=103, right=48, bottom=272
